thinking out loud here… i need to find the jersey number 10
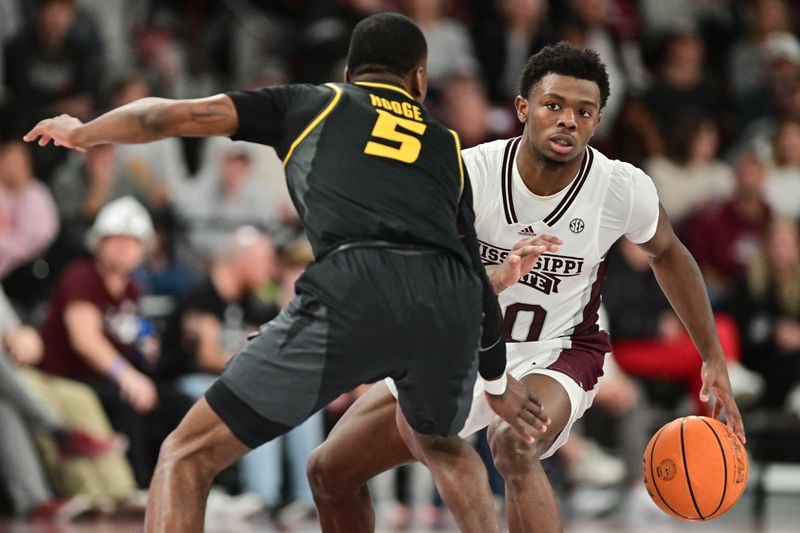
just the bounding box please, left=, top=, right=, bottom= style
left=364, top=110, right=427, bottom=164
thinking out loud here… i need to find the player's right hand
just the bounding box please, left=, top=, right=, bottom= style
left=489, top=235, right=562, bottom=293
left=485, top=374, right=549, bottom=444
left=23, top=114, right=87, bottom=152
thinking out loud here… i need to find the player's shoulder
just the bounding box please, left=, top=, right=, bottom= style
left=462, top=138, right=513, bottom=164
left=462, top=138, right=516, bottom=181
left=590, top=147, right=651, bottom=186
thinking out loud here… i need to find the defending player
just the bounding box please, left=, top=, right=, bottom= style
left=24, top=13, right=549, bottom=533
left=307, top=42, right=746, bottom=533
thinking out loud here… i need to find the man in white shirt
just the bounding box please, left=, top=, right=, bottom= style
left=308, top=42, right=745, bottom=532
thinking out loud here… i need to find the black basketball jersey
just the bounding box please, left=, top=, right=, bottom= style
left=227, top=81, right=471, bottom=265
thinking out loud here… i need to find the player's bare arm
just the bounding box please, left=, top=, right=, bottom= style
left=485, top=235, right=563, bottom=294
left=637, top=204, right=745, bottom=443
left=23, top=94, right=239, bottom=151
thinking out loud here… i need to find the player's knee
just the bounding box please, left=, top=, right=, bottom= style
left=489, top=421, right=544, bottom=475
left=156, top=429, right=215, bottom=480
left=307, top=445, right=350, bottom=498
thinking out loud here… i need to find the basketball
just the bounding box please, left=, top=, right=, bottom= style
left=642, top=416, right=748, bottom=521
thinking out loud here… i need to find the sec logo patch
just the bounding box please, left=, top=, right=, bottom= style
left=569, top=218, right=584, bottom=233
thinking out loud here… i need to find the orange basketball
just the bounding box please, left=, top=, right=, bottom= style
left=642, top=416, right=748, bottom=521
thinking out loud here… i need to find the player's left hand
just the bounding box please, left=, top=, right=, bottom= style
left=490, top=235, right=563, bottom=293
left=23, top=114, right=87, bottom=151
left=485, top=374, right=550, bottom=444
left=700, top=356, right=746, bottom=444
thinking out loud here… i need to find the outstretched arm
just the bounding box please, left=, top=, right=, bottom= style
left=637, top=205, right=745, bottom=443
left=23, top=94, right=238, bottom=151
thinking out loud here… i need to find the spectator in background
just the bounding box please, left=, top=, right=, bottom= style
left=685, top=151, right=773, bottom=304
left=727, top=0, right=794, bottom=108
left=0, top=141, right=58, bottom=279
left=1, top=285, right=126, bottom=520
left=3, top=0, right=101, bottom=120
left=37, top=196, right=192, bottom=487
left=133, top=10, right=192, bottom=99
left=3, top=0, right=103, bottom=180
left=730, top=218, right=800, bottom=410
left=49, top=144, right=131, bottom=271
left=177, top=138, right=292, bottom=259
left=643, top=28, right=729, bottom=149
left=471, top=0, right=553, bottom=103
left=402, top=0, right=479, bottom=96
left=438, top=75, right=493, bottom=148
left=764, top=119, right=800, bottom=220
left=730, top=31, right=800, bottom=158
left=159, top=227, right=279, bottom=388
left=604, top=239, right=763, bottom=416
left=110, top=72, right=189, bottom=213
left=645, top=115, right=733, bottom=229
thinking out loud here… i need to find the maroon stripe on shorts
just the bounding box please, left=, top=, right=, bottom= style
left=547, top=328, right=610, bottom=391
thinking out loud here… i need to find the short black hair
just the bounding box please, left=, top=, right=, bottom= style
left=347, top=13, right=427, bottom=79
left=519, top=42, right=610, bottom=108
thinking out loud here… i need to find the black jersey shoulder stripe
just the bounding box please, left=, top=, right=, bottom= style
left=282, top=83, right=343, bottom=166
left=501, top=137, right=522, bottom=224
left=544, top=147, right=594, bottom=226
left=448, top=129, right=465, bottom=201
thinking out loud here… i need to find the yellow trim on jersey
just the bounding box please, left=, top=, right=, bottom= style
left=283, top=83, right=343, bottom=166
left=449, top=129, right=465, bottom=200
left=354, top=81, right=415, bottom=101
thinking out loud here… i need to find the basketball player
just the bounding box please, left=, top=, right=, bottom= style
left=307, top=42, right=746, bottom=533
left=24, top=13, right=549, bottom=533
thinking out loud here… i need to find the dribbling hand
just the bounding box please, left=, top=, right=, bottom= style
left=485, top=374, right=549, bottom=444
left=700, top=357, right=746, bottom=444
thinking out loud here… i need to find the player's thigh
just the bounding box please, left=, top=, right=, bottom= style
left=209, top=290, right=367, bottom=449
left=394, top=341, right=479, bottom=438
left=310, top=382, right=414, bottom=493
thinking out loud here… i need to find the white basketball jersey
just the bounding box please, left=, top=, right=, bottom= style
left=464, top=137, right=660, bottom=365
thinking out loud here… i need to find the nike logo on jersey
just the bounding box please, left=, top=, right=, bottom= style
left=517, top=226, right=537, bottom=237
left=478, top=240, right=585, bottom=295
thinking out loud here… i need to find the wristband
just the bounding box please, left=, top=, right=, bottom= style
left=483, top=373, right=507, bottom=396
left=106, top=355, right=130, bottom=382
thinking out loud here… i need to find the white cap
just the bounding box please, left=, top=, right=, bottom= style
left=86, top=196, right=155, bottom=251
left=762, top=32, right=800, bottom=65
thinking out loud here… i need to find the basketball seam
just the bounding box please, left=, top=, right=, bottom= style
left=649, top=426, right=692, bottom=520
left=700, top=418, right=728, bottom=518
left=681, top=417, right=706, bottom=520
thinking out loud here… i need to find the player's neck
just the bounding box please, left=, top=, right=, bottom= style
left=516, top=137, right=585, bottom=196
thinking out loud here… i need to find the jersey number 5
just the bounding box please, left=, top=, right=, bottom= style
left=503, top=303, right=547, bottom=342
left=364, top=110, right=427, bottom=164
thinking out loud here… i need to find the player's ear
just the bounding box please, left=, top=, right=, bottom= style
left=514, top=95, right=528, bottom=123
left=344, top=66, right=351, bottom=83
left=409, top=66, right=427, bottom=103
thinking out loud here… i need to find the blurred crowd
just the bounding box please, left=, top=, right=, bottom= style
left=1, top=0, right=799, bottom=528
